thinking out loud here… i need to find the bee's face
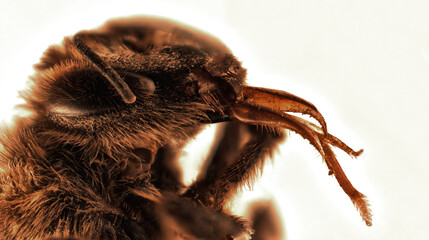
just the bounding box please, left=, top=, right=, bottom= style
left=23, top=18, right=251, bottom=155
left=24, top=35, right=243, bottom=156
left=0, top=17, right=371, bottom=240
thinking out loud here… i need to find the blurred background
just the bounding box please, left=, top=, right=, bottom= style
left=1, top=0, right=428, bottom=239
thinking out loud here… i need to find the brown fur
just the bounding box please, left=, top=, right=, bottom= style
left=0, top=16, right=371, bottom=240
left=0, top=17, right=257, bottom=240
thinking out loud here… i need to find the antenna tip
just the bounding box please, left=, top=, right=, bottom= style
left=122, top=92, right=136, bottom=104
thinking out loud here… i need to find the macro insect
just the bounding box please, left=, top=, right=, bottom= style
left=0, top=17, right=372, bottom=239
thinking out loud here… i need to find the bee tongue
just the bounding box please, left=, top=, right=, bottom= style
left=233, top=86, right=362, bottom=157
left=240, top=86, right=327, bottom=134
left=230, top=86, right=372, bottom=226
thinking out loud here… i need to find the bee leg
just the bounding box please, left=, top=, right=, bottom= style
left=151, top=126, right=205, bottom=193
left=151, top=143, right=185, bottom=192
left=193, top=121, right=251, bottom=190
left=245, top=201, right=284, bottom=240
left=183, top=123, right=285, bottom=210
left=157, top=192, right=253, bottom=240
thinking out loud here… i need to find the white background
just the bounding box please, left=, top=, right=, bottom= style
left=1, top=0, right=428, bottom=239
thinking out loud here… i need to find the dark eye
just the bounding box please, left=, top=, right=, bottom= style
left=46, top=69, right=116, bottom=114
left=47, top=69, right=156, bottom=117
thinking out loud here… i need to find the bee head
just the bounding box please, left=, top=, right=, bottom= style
left=23, top=18, right=247, bottom=152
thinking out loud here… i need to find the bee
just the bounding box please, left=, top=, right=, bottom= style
left=0, top=17, right=372, bottom=239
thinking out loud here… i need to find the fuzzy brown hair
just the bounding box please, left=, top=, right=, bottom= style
left=0, top=16, right=371, bottom=240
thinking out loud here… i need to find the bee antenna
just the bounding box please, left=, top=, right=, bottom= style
left=73, top=33, right=136, bottom=104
